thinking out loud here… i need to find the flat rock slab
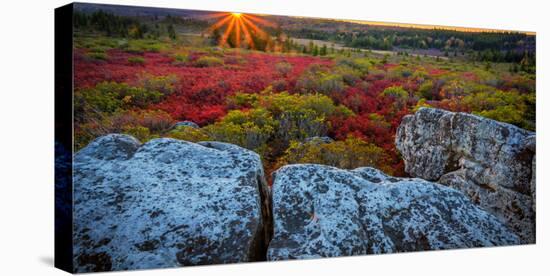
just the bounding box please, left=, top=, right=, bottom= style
left=267, top=164, right=519, bottom=260
left=73, top=134, right=271, bottom=272
left=396, top=108, right=535, bottom=243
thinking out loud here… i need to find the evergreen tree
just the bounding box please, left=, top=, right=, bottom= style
left=382, top=54, right=389, bottom=64
left=320, top=44, right=327, bottom=56
left=312, top=45, right=319, bottom=56
left=211, top=28, right=221, bottom=46
left=167, top=24, right=177, bottom=40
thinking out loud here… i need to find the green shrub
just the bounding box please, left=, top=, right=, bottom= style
left=74, top=81, right=165, bottom=119
left=108, top=109, right=174, bottom=133
left=136, top=73, right=179, bottom=96
left=296, top=65, right=345, bottom=94
left=123, top=39, right=169, bottom=54
left=194, top=56, right=224, bottom=67
left=86, top=52, right=108, bottom=60
left=382, top=85, right=409, bottom=100
left=318, top=74, right=345, bottom=94
left=167, top=126, right=211, bottom=142
left=413, top=98, right=432, bottom=112
left=462, top=89, right=535, bottom=130
left=207, top=90, right=353, bottom=157
left=128, top=56, right=145, bottom=65
left=279, top=136, right=391, bottom=172
left=388, top=65, right=413, bottom=79
left=173, top=53, right=188, bottom=65
left=75, top=36, right=122, bottom=51
left=416, top=80, right=434, bottom=99
left=333, top=65, right=362, bottom=85
left=122, top=125, right=158, bottom=142
left=74, top=82, right=125, bottom=116
left=440, top=79, right=467, bottom=98
left=381, top=85, right=409, bottom=110
left=335, top=57, right=370, bottom=74
left=227, top=92, right=259, bottom=109
left=476, top=107, right=524, bottom=128
left=75, top=109, right=174, bottom=150
left=89, top=46, right=108, bottom=53
left=204, top=108, right=276, bottom=154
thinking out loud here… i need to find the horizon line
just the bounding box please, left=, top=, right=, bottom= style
left=286, top=15, right=535, bottom=35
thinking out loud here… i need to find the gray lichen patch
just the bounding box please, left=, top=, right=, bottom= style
left=396, top=108, right=536, bottom=243
left=267, top=164, right=519, bottom=260
left=73, top=134, right=271, bottom=272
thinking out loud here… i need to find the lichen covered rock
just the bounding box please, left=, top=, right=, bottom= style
left=304, top=136, right=334, bottom=144
left=395, top=107, right=535, bottom=243
left=174, top=121, right=199, bottom=129
left=267, top=164, right=519, bottom=260
left=73, top=134, right=271, bottom=272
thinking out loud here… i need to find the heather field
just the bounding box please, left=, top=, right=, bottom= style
left=73, top=6, right=535, bottom=182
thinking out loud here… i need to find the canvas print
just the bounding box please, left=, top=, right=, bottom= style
left=55, top=2, right=536, bottom=273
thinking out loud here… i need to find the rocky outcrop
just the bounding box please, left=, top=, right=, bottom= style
left=174, top=121, right=199, bottom=129
left=304, top=136, right=334, bottom=144
left=71, top=107, right=535, bottom=269
left=267, top=164, right=519, bottom=260
left=395, top=108, right=536, bottom=243
left=73, top=134, right=271, bottom=272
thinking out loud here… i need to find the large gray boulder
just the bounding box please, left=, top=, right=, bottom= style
left=73, top=134, right=271, bottom=272
left=395, top=108, right=535, bottom=243
left=267, top=164, right=519, bottom=260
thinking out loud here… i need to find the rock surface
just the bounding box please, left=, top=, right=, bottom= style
left=267, top=164, right=519, bottom=260
left=304, top=136, right=334, bottom=144
left=396, top=107, right=535, bottom=243
left=73, top=134, right=271, bottom=272
left=174, top=121, right=199, bottom=129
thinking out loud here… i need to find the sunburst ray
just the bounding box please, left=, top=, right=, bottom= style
left=241, top=16, right=269, bottom=38
left=244, top=14, right=276, bottom=28
left=199, top=12, right=230, bottom=20
left=238, top=18, right=255, bottom=49
left=207, top=12, right=274, bottom=49
left=207, top=14, right=233, bottom=32
left=220, top=17, right=237, bottom=47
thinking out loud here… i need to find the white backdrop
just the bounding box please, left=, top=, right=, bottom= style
left=0, top=0, right=547, bottom=275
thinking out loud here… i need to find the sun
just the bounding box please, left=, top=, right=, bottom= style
left=206, top=12, right=275, bottom=49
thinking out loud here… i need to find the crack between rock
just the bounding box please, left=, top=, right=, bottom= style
left=248, top=171, right=273, bottom=262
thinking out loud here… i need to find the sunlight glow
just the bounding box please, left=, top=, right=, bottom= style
left=208, top=12, right=272, bottom=49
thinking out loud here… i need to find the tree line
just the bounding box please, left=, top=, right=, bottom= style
left=285, top=26, right=535, bottom=64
